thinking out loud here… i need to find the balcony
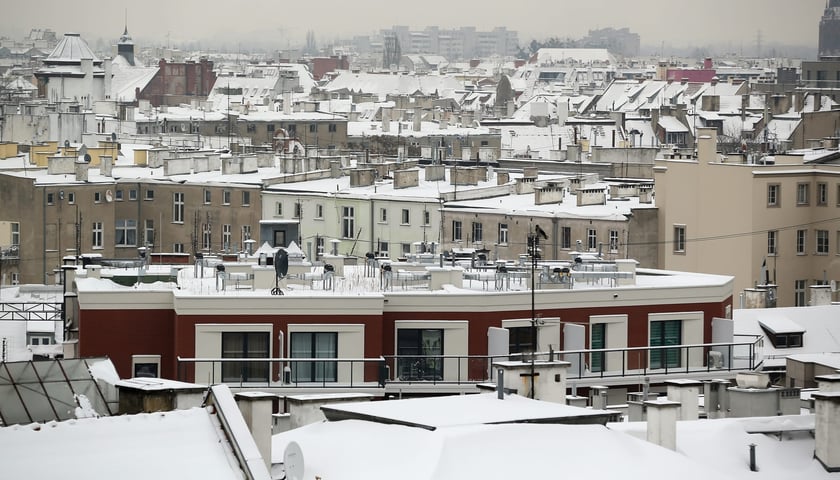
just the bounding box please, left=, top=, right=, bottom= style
left=176, top=336, right=764, bottom=395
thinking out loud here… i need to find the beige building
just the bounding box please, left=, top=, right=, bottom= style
left=0, top=158, right=262, bottom=285
left=656, top=127, right=840, bottom=307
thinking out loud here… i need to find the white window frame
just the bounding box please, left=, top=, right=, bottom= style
left=115, top=219, right=137, bottom=247
left=92, top=221, right=103, bottom=249
left=223, top=224, right=232, bottom=252
left=498, top=223, right=508, bottom=245
left=173, top=192, right=185, bottom=223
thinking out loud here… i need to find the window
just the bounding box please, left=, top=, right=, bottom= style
left=204, top=189, right=211, bottom=204
left=508, top=326, right=534, bottom=355
left=498, top=223, right=508, bottom=245
left=27, top=333, right=54, bottom=346
left=267, top=124, right=275, bottom=132
left=241, top=225, right=251, bottom=248
left=342, top=206, right=355, bottom=238
left=202, top=223, right=212, bottom=251
left=309, top=123, right=317, bottom=133
left=817, top=229, right=829, bottom=254
left=276, top=202, right=283, bottom=216
left=223, top=190, right=231, bottom=205
left=674, top=225, right=686, bottom=253
left=115, top=189, right=123, bottom=201
left=796, top=229, right=807, bottom=255
left=591, top=323, right=606, bottom=373
left=47, top=192, right=54, bottom=205
left=397, top=329, right=443, bottom=381
left=242, top=191, right=250, bottom=206
left=797, top=183, right=810, bottom=205
left=10, top=222, right=19, bottom=246
left=144, top=219, right=154, bottom=247
left=145, top=189, right=155, bottom=200
left=609, top=230, right=619, bottom=253
left=287, top=124, right=297, bottom=135
left=767, top=230, right=778, bottom=255
left=379, top=207, right=388, bottom=223
left=115, top=219, right=137, bottom=247
left=472, top=222, right=483, bottom=242
left=328, top=123, right=337, bottom=133
left=401, top=243, right=412, bottom=256
left=817, top=182, right=828, bottom=206
left=587, top=228, right=597, bottom=251
left=173, top=243, right=184, bottom=253
left=401, top=209, right=410, bottom=225
left=221, top=332, right=269, bottom=382
left=316, top=236, right=325, bottom=257
left=561, top=226, right=571, bottom=249
left=452, top=220, right=463, bottom=241
left=173, top=192, right=184, bottom=223
left=294, top=202, right=302, bottom=219
left=127, top=189, right=137, bottom=201
left=423, top=210, right=430, bottom=226
left=767, top=184, right=780, bottom=207
left=223, top=224, right=232, bottom=251
left=794, top=279, right=807, bottom=307
left=650, top=320, right=681, bottom=369
left=92, top=222, right=103, bottom=248
left=315, top=204, right=324, bottom=219
left=94, top=192, right=101, bottom=203
left=378, top=241, right=389, bottom=257
left=68, top=192, right=75, bottom=204
left=290, top=332, right=337, bottom=382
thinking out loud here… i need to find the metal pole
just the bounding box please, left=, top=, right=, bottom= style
left=530, top=231, right=536, bottom=399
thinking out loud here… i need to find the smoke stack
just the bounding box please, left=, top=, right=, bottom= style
left=813, top=392, right=840, bottom=472
left=645, top=399, right=681, bottom=450
left=235, top=392, right=276, bottom=470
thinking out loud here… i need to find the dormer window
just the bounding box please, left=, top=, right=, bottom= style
left=759, top=319, right=805, bottom=349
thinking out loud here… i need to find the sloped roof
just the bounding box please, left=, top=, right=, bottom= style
left=44, top=33, right=100, bottom=65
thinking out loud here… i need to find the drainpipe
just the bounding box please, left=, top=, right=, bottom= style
left=42, top=186, right=47, bottom=284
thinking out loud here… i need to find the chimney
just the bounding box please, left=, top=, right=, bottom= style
left=283, top=91, right=292, bottom=114
left=813, top=392, right=840, bottom=472
left=75, top=161, right=89, bottom=182
left=703, top=57, right=713, bottom=69
left=696, top=127, right=717, bottom=162
left=100, top=155, right=113, bottom=177
left=590, top=386, right=608, bottom=410
left=235, top=392, right=275, bottom=470
left=666, top=379, right=702, bottom=420
left=496, top=171, right=510, bottom=185
left=413, top=108, right=422, bottom=132
left=810, top=285, right=832, bottom=306
left=645, top=399, right=681, bottom=450
left=381, top=107, right=391, bottom=133
left=104, top=58, right=112, bottom=99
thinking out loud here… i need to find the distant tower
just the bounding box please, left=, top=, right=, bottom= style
left=117, top=16, right=135, bottom=66
left=819, top=0, right=840, bottom=59
left=383, top=34, right=401, bottom=70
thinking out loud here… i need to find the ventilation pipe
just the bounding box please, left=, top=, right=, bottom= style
left=645, top=399, right=681, bottom=450
left=497, top=369, right=505, bottom=400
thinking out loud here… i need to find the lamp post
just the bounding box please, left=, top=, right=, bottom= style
left=529, top=224, right=548, bottom=399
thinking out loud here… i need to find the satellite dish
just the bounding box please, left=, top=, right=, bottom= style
left=83, top=153, right=91, bottom=163
left=105, top=189, right=113, bottom=202
left=110, top=132, right=117, bottom=142
left=64, top=139, right=70, bottom=149
left=274, top=248, right=288, bottom=278
left=283, top=441, right=304, bottom=480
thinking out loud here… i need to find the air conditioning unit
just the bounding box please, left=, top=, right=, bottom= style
left=708, top=350, right=723, bottom=368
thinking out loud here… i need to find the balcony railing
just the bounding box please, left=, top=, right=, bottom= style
left=176, top=336, right=764, bottom=390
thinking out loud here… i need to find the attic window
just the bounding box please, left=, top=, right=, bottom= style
left=758, top=319, right=805, bottom=349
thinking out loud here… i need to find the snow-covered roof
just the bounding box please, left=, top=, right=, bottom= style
left=321, top=392, right=616, bottom=429
left=323, top=72, right=463, bottom=99
left=44, top=33, right=100, bottom=65
left=611, top=415, right=833, bottom=480
left=110, top=59, right=158, bottom=102
left=0, top=407, right=247, bottom=480
left=734, top=305, right=840, bottom=365
left=658, top=115, right=689, bottom=133
left=531, top=48, right=615, bottom=65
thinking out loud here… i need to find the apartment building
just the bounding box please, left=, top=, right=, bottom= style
left=655, top=127, right=840, bottom=307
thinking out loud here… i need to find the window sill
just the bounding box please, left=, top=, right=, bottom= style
left=91, top=246, right=104, bottom=251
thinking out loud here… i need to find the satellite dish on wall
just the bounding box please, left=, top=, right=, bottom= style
left=283, top=442, right=304, bottom=480
left=111, top=132, right=117, bottom=142
left=83, top=153, right=91, bottom=163
left=64, top=140, right=70, bottom=149
left=105, top=189, right=113, bottom=202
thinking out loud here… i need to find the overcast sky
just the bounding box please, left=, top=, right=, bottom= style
left=0, top=0, right=825, bottom=51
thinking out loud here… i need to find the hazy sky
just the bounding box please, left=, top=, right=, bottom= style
left=0, top=0, right=826, bottom=50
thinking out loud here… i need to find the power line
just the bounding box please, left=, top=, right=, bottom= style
left=625, top=216, right=840, bottom=247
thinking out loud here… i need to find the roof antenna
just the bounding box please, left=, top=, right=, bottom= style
left=123, top=8, right=128, bottom=36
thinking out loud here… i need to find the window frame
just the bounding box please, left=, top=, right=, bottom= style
left=796, top=229, right=807, bottom=255
left=115, top=219, right=137, bottom=247
left=401, top=209, right=410, bottom=225
left=817, top=182, right=828, bottom=206
left=290, top=332, right=338, bottom=383
left=92, top=221, right=103, bottom=249
left=796, top=182, right=810, bottom=206
left=767, top=230, right=778, bottom=256
left=452, top=220, right=463, bottom=242
left=498, top=223, right=509, bottom=245
left=767, top=183, right=780, bottom=207
left=471, top=221, right=483, bottom=242
left=816, top=229, right=829, bottom=254
left=173, top=192, right=185, bottom=223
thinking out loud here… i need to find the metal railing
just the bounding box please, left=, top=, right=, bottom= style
left=177, top=337, right=764, bottom=389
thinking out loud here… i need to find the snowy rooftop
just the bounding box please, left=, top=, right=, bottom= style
left=0, top=407, right=246, bottom=480
left=734, top=305, right=840, bottom=366
left=320, top=392, right=617, bottom=429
